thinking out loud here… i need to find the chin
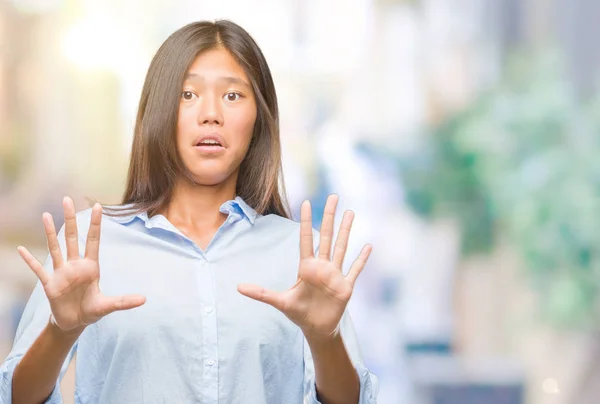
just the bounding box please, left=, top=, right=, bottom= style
left=181, top=158, right=241, bottom=187
left=189, top=174, right=230, bottom=186
left=186, top=167, right=237, bottom=186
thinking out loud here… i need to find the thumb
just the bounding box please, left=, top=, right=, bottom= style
left=94, top=294, right=146, bottom=318
left=237, top=284, right=285, bottom=312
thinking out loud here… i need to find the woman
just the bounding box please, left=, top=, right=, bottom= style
left=1, top=20, right=378, bottom=404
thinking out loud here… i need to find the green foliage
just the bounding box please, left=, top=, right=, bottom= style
left=401, top=51, right=600, bottom=329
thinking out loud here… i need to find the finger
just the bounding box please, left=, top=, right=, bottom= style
left=332, top=210, right=354, bottom=269
left=318, top=194, right=339, bottom=261
left=17, top=246, right=50, bottom=286
left=237, top=283, right=285, bottom=312
left=300, top=200, right=314, bottom=260
left=43, top=212, right=64, bottom=270
left=346, top=244, right=373, bottom=286
left=85, top=204, right=103, bottom=261
left=94, top=294, right=146, bottom=318
left=63, top=197, right=80, bottom=261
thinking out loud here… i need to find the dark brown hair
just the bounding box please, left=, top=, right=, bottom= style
left=108, top=20, right=290, bottom=219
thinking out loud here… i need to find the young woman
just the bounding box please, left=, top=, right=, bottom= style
left=1, top=20, right=378, bottom=404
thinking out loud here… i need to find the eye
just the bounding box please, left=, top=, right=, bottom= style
left=181, top=91, right=196, bottom=101
left=224, top=92, right=242, bottom=102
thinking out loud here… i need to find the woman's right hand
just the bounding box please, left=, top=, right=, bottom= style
left=17, top=196, right=146, bottom=334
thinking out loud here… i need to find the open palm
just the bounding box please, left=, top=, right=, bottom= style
left=237, top=194, right=372, bottom=339
left=18, top=197, right=146, bottom=333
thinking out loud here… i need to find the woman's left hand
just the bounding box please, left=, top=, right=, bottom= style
left=237, top=194, right=372, bottom=341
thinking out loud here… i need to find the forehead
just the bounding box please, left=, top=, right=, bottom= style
left=186, top=48, right=249, bottom=81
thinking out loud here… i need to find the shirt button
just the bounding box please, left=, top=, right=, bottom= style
left=206, top=359, right=215, bottom=366
left=204, top=306, right=213, bottom=314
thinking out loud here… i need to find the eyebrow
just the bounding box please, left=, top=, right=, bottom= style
left=184, top=74, right=251, bottom=89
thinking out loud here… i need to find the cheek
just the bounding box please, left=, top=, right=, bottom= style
left=229, top=109, right=257, bottom=149
left=176, top=109, right=194, bottom=153
left=177, top=108, right=194, bottom=135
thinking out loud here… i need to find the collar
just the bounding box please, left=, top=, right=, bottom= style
left=107, top=196, right=257, bottom=226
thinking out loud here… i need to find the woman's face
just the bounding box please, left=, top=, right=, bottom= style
left=176, top=48, right=257, bottom=186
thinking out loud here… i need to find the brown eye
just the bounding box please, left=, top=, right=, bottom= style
left=224, top=92, right=241, bottom=102
left=181, top=91, right=195, bottom=101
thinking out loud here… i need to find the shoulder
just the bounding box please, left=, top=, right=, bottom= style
left=256, top=213, right=298, bottom=230
left=254, top=214, right=320, bottom=242
left=66, top=205, right=130, bottom=236
left=77, top=207, right=94, bottom=220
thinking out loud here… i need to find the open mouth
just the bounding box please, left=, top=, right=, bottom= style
left=196, top=139, right=223, bottom=147
left=194, top=136, right=226, bottom=154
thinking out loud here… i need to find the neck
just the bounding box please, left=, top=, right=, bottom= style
left=162, top=177, right=237, bottom=228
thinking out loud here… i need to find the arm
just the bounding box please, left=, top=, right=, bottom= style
left=303, top=312, right=378, bottom=404
left=11, top=315, right=82, bottom=404
left=0, top=279, right=79, bottom=404
left=306, top=331, right=359, bottom=404
left=1, top=198, right=145, bottom=404
left=238, top=195, right=379, bottom=404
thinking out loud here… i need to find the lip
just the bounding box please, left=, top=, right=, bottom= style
left=194, top=144, right=226, bottom=155
left=193, top=133, right=227, bottom=148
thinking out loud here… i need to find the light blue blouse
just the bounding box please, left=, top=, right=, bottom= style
left=1, top=197, right=378, bottom=403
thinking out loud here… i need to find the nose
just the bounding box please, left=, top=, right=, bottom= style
left=197, top=93, right=223, bottom=126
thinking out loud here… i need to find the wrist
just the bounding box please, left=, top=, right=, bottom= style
left=303, top=327, right=342, bottom=347
left=48, top=315, right=86, bottom=338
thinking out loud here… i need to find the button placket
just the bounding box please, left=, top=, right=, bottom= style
left=196, top=258, right=219, bottom=402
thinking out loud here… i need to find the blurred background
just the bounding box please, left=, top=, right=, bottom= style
left=1, top=0, right=600, bottom=403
